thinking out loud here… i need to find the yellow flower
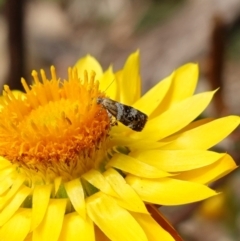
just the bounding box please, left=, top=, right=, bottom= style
left=0, top=51, right=238, bottom=241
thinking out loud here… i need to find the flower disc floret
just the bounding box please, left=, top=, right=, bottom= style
left=0, top=67, right=110, bottom=182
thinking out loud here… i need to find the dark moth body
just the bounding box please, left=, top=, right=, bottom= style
left=97, top=97, right=148, bottom=132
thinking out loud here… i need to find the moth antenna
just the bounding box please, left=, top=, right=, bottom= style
left=103, top=79, right=115, bottom=94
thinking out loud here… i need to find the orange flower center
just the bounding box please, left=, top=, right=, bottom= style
left=0, top=67, right=111, bottom=184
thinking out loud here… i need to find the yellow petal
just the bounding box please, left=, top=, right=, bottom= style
left=110, top=136, right=167, bottom=150
left=99, top=66, right=117, bottom=99
left=33, top=199, right=67, bottom=241
left=12, top=90, right=26, bottom=100
left=113, top=69, right=122, bottom=102
left=126, top=176, right=217, bottom=205
left=54, top=176, right=62, bottom=196
left=0, top=174, right=26, bottom=210
left=82, top=170, right=118, bottom=198
left=59, top=212, right=94, bottom=241
left=103, top=168, right=148, bottom=213
left=171, top=63, right=198, bottom=100
left=172, top=117, right=214, bottom=134
left=132, top=72, right=173, bottom=116
left=118, top=50, right=141, bottom=105
left=31, top=184, right=52, bottom=231
left=0, top=185, right=31, bottom=226
left=131, top=212, right=174, bottom=241
left=86, top=192, right=148, bottom=241
left=152, top=63, right=198, bottom=117
left=64, top=178, right=86, bottom=218
left=123, top=140, right=167, bottom=150
left=0, top=156, right=12, bottom=169
left=199, top=194, right=225, bottom=219
left=74, top=55, right=103, bottom=81
left=0, top=166, right=16, bottom=180
left=176, top=154, right=237, bottom=184
left=133, top=150, right=225, bottom=172
left=0, top=208, right=31, bottom=241
left=107, top=153, right=171, bottom=178
left=137, top=91, right=216, bottom=140
left=162, top=116, right=240, bottom=150
left=0, top=171, right=15, bottom=196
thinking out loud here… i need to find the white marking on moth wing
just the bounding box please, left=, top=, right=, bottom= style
left=116, top=103, right=124, bottom=120
left=129, top=108, right=138, bottom=117
left=127, top=122, right=135, bottom=128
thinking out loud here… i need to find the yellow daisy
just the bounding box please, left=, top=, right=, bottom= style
left=0, top=51, right=238, bottom=241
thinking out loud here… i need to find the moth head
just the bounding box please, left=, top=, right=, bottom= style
left=96, top=97, right=103, bottom=105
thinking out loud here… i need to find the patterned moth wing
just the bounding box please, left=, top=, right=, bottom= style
left=97, top=97, right=148, bottom=132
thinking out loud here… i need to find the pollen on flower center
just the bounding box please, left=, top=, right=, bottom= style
left=0, top=67, right=111, bottom=183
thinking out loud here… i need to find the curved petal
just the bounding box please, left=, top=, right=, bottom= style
left=131, top=212, right=175, bottom=241
left=126, top=176, right=217, bottom=205
left=171, top=63, right=198, bottom=99
left=107, top=153, right=171, bottom=178
left=133, top=150, right=225, bottom=172
left=31, top=184, right=52, bottom=231
left=152, top=63, right=198, bottom=117
left=59, top=212, right=94, bottom=241
left=118, top=50, right=141, bottom=105
left=0, top=174, right=26, bottom=210
left=99, top=66, right=118, bottom=99
left=54, top=177, right=62, bottom=196
left=176, top=154, right=237, bottom=184
left=0, top=166, right=17, bottom=180
left=82, top=170, right=118, bottom=198
left=161, top=116, right=240, bottom=150
left=64, top=179, right=86, bottom=218
left=0, top=156, right=12, bottom=169
left=74, top=55, right=103, bottom=81
left=33, top=199, right=67, bottom=241
left=110, top=137, right=166, bottom=150
left=0, top=185, right=31, bottom=226
left=133, top=72, right=173, bottom=116
left=103, top=168, right=148, bottom=213
left=0, top=171, right=15, bottom=196
left=86, top=192, right=148, bottom=241
left=114, top=70, right=122, bottom=102
left=0, top=208, right=31, bottom=241
left=171, top=117, right=214, bottom=134
left=136, top=90, right=216, bottom=140
left=12, top=90, right=26, bottom=100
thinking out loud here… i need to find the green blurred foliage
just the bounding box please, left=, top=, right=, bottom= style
left=0, top=0, right=5, bottom=8
left=227, top=24, right=240, bottom=60
left=135, top=0, right=185, bottom=33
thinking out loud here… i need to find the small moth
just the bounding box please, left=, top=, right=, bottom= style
left=97, top=97, right=148, bottom=132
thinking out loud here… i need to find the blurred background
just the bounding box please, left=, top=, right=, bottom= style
left=1, top=0, right=240, bottom=240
